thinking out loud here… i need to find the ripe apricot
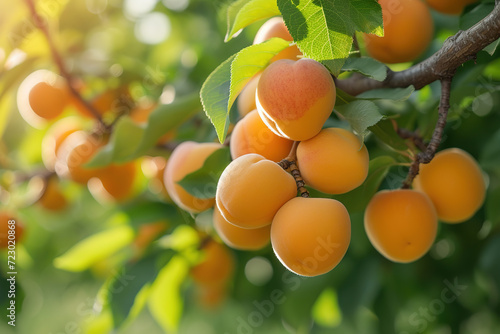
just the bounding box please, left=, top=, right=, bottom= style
left=190, top=239, right=235, bottom=287
left=230, top=110, right=294, bottom=162
left=256, top=58, right=336, bottom=141
left=364, top=0, right=433, bottom=64
left=253, top=17, right=302, bottom=62
left=133, top=221, right=169, bottom=252
left=426, top=0, right=478, bottom=15
left=364, top=189, right=438, bottom=263
left=271, top=197, right=351, bottom=277
left=72, top=87, right=131, bottom=118
left=0, top=211, right=24, bottom=249
left=413, top=148, right=486, bottom=223
left=42, top=117, right=82, bottom=170
left=38, top=177, right=68, bottom=211
left=297, top=128, right=369, bottom=194
left=89, top=162, right=137, bottom=202
left=164, top=141, right=222, bottom=213
left=213, top=207, right=270, bottom=251
left=237, top=74, right=260, bottom=117
left=216, top=153, right=297, bottom=229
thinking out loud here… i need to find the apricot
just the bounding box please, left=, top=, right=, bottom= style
left=38, top=177, right=68, bottom=211
left=413, top=148, right=486, bottom=223
left=256, top=58, right=336, bottom=141
left=42, top=117, right=82, bottom=170
left=297, top=128, right=369, bottom=194
left=190, top=239, right=235, bottom=287
left=364, top=189, right=438, bottom=263
left=363, top=0, right=433, bottom=64
left=271, top=197, right=351, bottom=277
left=196, top=285, right=226, bottom=309
left=72, top=87, right=131, bottom=118
left=216, top=153, right=297, bottom=229
left=253, top=17, right=302, bottom=62
left=0, top=211, right=24, bottom=249
left=230, top=110, right=294, bottom=162
left=213, top=207, right=270, bottom=251
left=89, top=162, right=137, bottom=202
left=133, top=221, right=169, bottom=252
left=237, top=74, right=260, bottom=117
left=164, top=141, right=222, bottom=213
left=426, top=0, right=478, bottom=15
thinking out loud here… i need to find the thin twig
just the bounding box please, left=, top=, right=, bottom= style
left=277, top=141, right=309, bottom=197
left=394, top=121, right=428, bottom=152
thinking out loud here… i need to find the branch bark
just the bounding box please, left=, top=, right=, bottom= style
left=336, top=4, right=500, bottom=96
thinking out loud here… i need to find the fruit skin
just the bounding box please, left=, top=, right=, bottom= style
left=297, top=128, right=369, bottom=194
left=133, top=221, right=169, bottom=252
left=42, top=117, right=82, bottom=171
left=190, top=239, right=235, bottom=287
left=216, top=153, right=297, bottom=229
left=413, top=148, right=486, bottom=223
left=256, top=58, right=336, bottom=141
left=164, top=141, right=222, bottom=213
left=0, top=212, right=25, bottom=249
left=213, top=207, right=270, bottom=251
left=237, top=74, right=261, bottom=117
left=426, top=0, right=478, bottom=15
left=253, top=17, right=302, bottom=62
left=230, top=109, right=294, bottom=163
left=38, top=177, right=68, bottom=211
left=90, top=162, right=137, bottom=202
left=271, top=197, right=351, bottom=277
left=364, top=0, right=433, bottom=64
left=364, top=189, right=438, bottom=263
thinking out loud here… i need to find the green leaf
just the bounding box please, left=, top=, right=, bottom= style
left=357, top=86, right=415, bottom=101
left=335, top=100, right=383, bottom=139
left=312, top=288, right=342, bottom=328
left=148, top=256, right=189, bottom=333
left=226, top=0, right=280, bottom=42
left=486, top=185, right=500, bottom=229
left=54, top=225, right=134, bottom=272
left=342, top=57, right=387, bottom=81
left=480, top=128, right=500, bottom=171
left=177, top=147, right=231, bottom=199
left=332, top=156, right=396, bottom=212
left=278, top=0, right=383, bottom=75
left=123, top=201, right=185, bottom=230
left=201, top=38, right=290, bottom=143
left=368, top=118, right=408, bottom=151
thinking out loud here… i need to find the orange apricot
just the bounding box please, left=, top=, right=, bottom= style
left=413, top=148, right=486, bottom=223
left=256, top=58, right=336, bottom=141
left=133, top=221, right=169, bottom=252
left=237, top=74, right=260, bottom=117
left=426, top=0, right=478, bottom=15
left=216, top=153, right=297, bottom=229
left=190, top=239, right=235, bottom=287
left=253, top=17, right=302, bottom=62
left=72, top=87, right=131, bottom=118
left=230, top=109, right=294, bottom=162
left=164, top=141, right=222, bottom=213
left=0, top=211, right=24, bottom=249
left=364, top=189, right=438, bottom=263
left=213, top=207, right=270, bottom=251
left=42, top=117, right=82, bottom=170
left=271, top=197, right=351, bottom=277
left=297, top=128, right=369, bottom=194
left=89, top=162, right=137, bottom=202
left=38, top=177, right=68, bottom=211
left=364, top=0, right=433, bottom=64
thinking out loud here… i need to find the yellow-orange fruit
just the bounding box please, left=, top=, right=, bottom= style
left=90, top=162, right=137, bottom=202
left=297, top=128, right=369, bottom=194
left=216, top=153, right=297, bottom=229
left=271, top=197, right=351, bottom=277
left=256, top=58, right=336, bottom=141
left=72, top=87, right=131, bottom=118
left=364, top=189, right=438, bottom=263
left=196, top=285, right=226, bottom=309
left=190, top=239, right=235, bottom=287
left=38, top=177, right=67, bottom=211
left=237, top=74, right=261, bottom=117
left=0, top=212, right=25, bottom=249
left=55, top=131, right=108, bottom=184
left=133, top=221, right=169, bottom=251
left=129, top=102, right=175, bottom=143
left=42, top=117, right=82, bottom=170
left=164, top=141, right=222, bottom=213
left=253, top=17, right=302, bottom=62
left=413, top=148, right=486, bottom=223
left=213, top=207, right=270, bottom=251
left=230, top=110, right=294, bottom=163
left=426, top=0, right=478, bottom=15
left=364, top=0, right=433, bottom=64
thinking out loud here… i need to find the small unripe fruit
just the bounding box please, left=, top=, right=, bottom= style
left=190, top=239, right=235, bottom=287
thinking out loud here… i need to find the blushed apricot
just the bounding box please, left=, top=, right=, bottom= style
left=271, top=197, right=351, bottom=277
left=237, top=74, right=260, bottom=117
left=426, top=0, right=478, bottom=15
left=297, top=128, right=369, bottom=194
left=364, top=189, right=438, bottom=263
left=38, top=177, right=68, bottom=211
left=256, top=58, right=336, bottom=141
left=216, top=153, right=297, bottom=229
left=230, top=110, right=293, bottom=162
left=253, top=17, right=302, bottom=62
left=190, top=239, right=235, bottom=287
left=413, top=148, right=486, bottom=223
left=0, top=211, right=24, bottom=249
left=89, top=162, right=137, bottom=202
left=164, top=141, right=222, bottom=213
left=42, top=117, right=82, bottom=170
left=364, top=0, right=433, bottom=64
left=213, top=207, right=270, bottom=251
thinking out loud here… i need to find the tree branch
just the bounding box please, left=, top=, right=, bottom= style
left=278, top=141, right=310, bottom=197
left=336, top=4, right=500, bottom=96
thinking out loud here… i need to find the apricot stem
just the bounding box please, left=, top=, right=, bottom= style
left=277, top=141, right=310, bottom=197
left=24, top=0, right=106, bottom=128
left=401, top=77, right=452, bottom=189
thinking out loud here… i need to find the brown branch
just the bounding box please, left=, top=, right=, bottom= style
left=394, top=122, right=427, bottom=152
left=277, top=141, right=310, bottom=197
left=336, top=4, right=500, bottom=96
left=401, top=78, right=452, bottom=189
left=24, top=0, right=106, bottom=126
